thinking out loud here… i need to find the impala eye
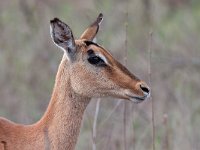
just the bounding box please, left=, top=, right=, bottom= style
left=87, top=49, right=106, bottom=66
left=88, top=56, right=104, bottom=65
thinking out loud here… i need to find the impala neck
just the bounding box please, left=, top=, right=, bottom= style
left=37, top=54, right=90, bottom=150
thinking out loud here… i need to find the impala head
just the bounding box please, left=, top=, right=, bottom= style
left=50, top=13, right=150, bottom=103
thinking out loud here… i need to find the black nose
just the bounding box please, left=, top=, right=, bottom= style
left=140, top=84, right=150, bottom=94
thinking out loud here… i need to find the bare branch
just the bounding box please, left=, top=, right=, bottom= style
left=148, top=31, right=155, bottom=150
left=123, top=1, right=129, bottom=150
left=92, top=98, right=101, bottom=150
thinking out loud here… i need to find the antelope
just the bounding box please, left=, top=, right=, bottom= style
left=0, top=13, right=150, bottom=150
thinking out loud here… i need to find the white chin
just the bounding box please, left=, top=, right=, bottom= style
left=129, top=98, right=144, bottom=104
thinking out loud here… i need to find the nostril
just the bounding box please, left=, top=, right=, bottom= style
left=140, top=85, right=149, bottom=94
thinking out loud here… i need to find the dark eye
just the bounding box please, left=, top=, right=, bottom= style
left=88, top=56, right=106, bottom=66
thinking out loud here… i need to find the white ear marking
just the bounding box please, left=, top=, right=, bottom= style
left=93, top=37, right=97, bottom=43
left=50, top=25, right=53, bottom=41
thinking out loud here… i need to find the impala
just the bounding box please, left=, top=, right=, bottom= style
left=0, top=13, right=150, bottom=150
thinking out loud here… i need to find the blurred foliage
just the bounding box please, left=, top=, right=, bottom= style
left=0, top=0, right=200, bottom=149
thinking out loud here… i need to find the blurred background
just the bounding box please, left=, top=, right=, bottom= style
left=0, top=0, right=200, bottom=149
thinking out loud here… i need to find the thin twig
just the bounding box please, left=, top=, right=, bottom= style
left=92, top=98, right=101, bottom=150
left=162, top=114, right=169, bottom=150
left=98, top=100, right=122, bottom=129
left=148, top=31, right=155, bottom=150
left=123, top=1, right=129, bottom=150
left=123, top=101, right=127, bottom=150
left=131, top=103, right=136, bottom=150
left=85, top=111, right=94, bottom=134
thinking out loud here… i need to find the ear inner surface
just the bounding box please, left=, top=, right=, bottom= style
left=50, top=18, right=76, bottom=60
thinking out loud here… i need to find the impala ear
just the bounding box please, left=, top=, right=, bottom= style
left=50, top=18, right=76, bottom=61
left=80, top=13, right=103, bottom=41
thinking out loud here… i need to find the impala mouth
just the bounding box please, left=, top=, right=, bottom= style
left=125, top=94, right=148, bottom=103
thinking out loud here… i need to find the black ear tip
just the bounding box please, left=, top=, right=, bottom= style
left=96, top=13, right=103, bottom=24
left=50, top=18, right=61, bottom=24
left=98, top=13, right=103, bottom=19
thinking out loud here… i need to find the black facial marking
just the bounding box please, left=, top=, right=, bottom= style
left=84, top=41, right=100, bottom=47
left=87, top=49, right=95, bottom=55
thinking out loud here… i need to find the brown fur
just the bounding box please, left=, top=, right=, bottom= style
left=80, top=13, right=103, bottom=41
left=0, top=14, right=150, bottom=150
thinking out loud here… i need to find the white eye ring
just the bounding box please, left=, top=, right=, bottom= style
left=96, top=53, right=109, bottom=65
